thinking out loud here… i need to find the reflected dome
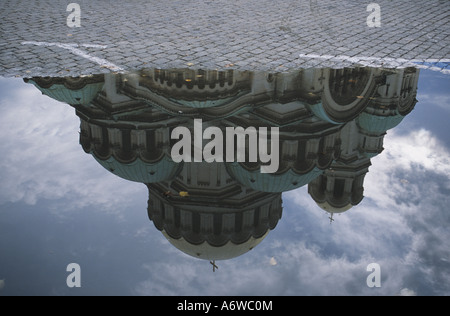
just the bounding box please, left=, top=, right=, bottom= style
left=118, top=69, right=255, bottom=118
left=224, top=118, right=342, bottom=193
left=357, top=67, right=419, bottom=135
left=25, top=76, right=104, bottom=106
left=357, top=111, right=406, bottom=134
left=147, top=178, right=282, bottom=261
left=79, top=118, right=183, bottom=183
left=306, top=68, right=378, bottom=124
left=93, top=156, right=182, bottom=184
left=316, top=201, right=353, bottom=213
left=139, top=69, right=253, bottom=108
left=308, top=169, right=367, bottom=215
left=162, top=228, right=270, bottom=261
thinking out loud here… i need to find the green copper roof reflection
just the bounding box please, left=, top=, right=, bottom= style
left=29, top=80, right=104, bottom=105
left=363, top=151, right=381, bottom=159
left=168, top=92, right=246, bottom=108
left=357, top=111, right=405, bottom=134
left=307, top=102, right=342, bottom=125
left=93, top=154, right=182, bottom=183
left=227, top=163, right=324, bottom=193
left=169, top=98, right=233, bottom=108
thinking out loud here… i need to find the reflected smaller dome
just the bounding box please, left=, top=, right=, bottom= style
left=316, top=201, right=353, bottom=214
left=162, top=230, right=269, bottom=261
left=308, top=165, right=368, bottom=216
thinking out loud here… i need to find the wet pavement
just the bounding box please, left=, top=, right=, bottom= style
left=0, top=0, right=449, bottom=77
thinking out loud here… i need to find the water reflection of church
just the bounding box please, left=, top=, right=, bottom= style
left=25, top=66, right=419, bottom=265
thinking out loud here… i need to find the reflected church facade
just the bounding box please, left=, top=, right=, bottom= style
left=25, top=66, right=419, bottom=264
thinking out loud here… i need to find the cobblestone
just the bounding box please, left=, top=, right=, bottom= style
left=0, top=0, right=449, bottom=77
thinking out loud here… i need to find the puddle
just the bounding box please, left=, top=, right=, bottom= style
left=0, top=65, right=449, bottom=295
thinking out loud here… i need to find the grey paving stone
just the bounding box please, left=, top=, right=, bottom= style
left=0, top=0, right=449, bottom=77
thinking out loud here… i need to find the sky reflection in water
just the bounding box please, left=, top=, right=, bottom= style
left=0, top=67, right=449, bottom=296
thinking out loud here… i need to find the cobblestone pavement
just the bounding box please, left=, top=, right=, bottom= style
left=0, top=0, right=449, bottom=77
